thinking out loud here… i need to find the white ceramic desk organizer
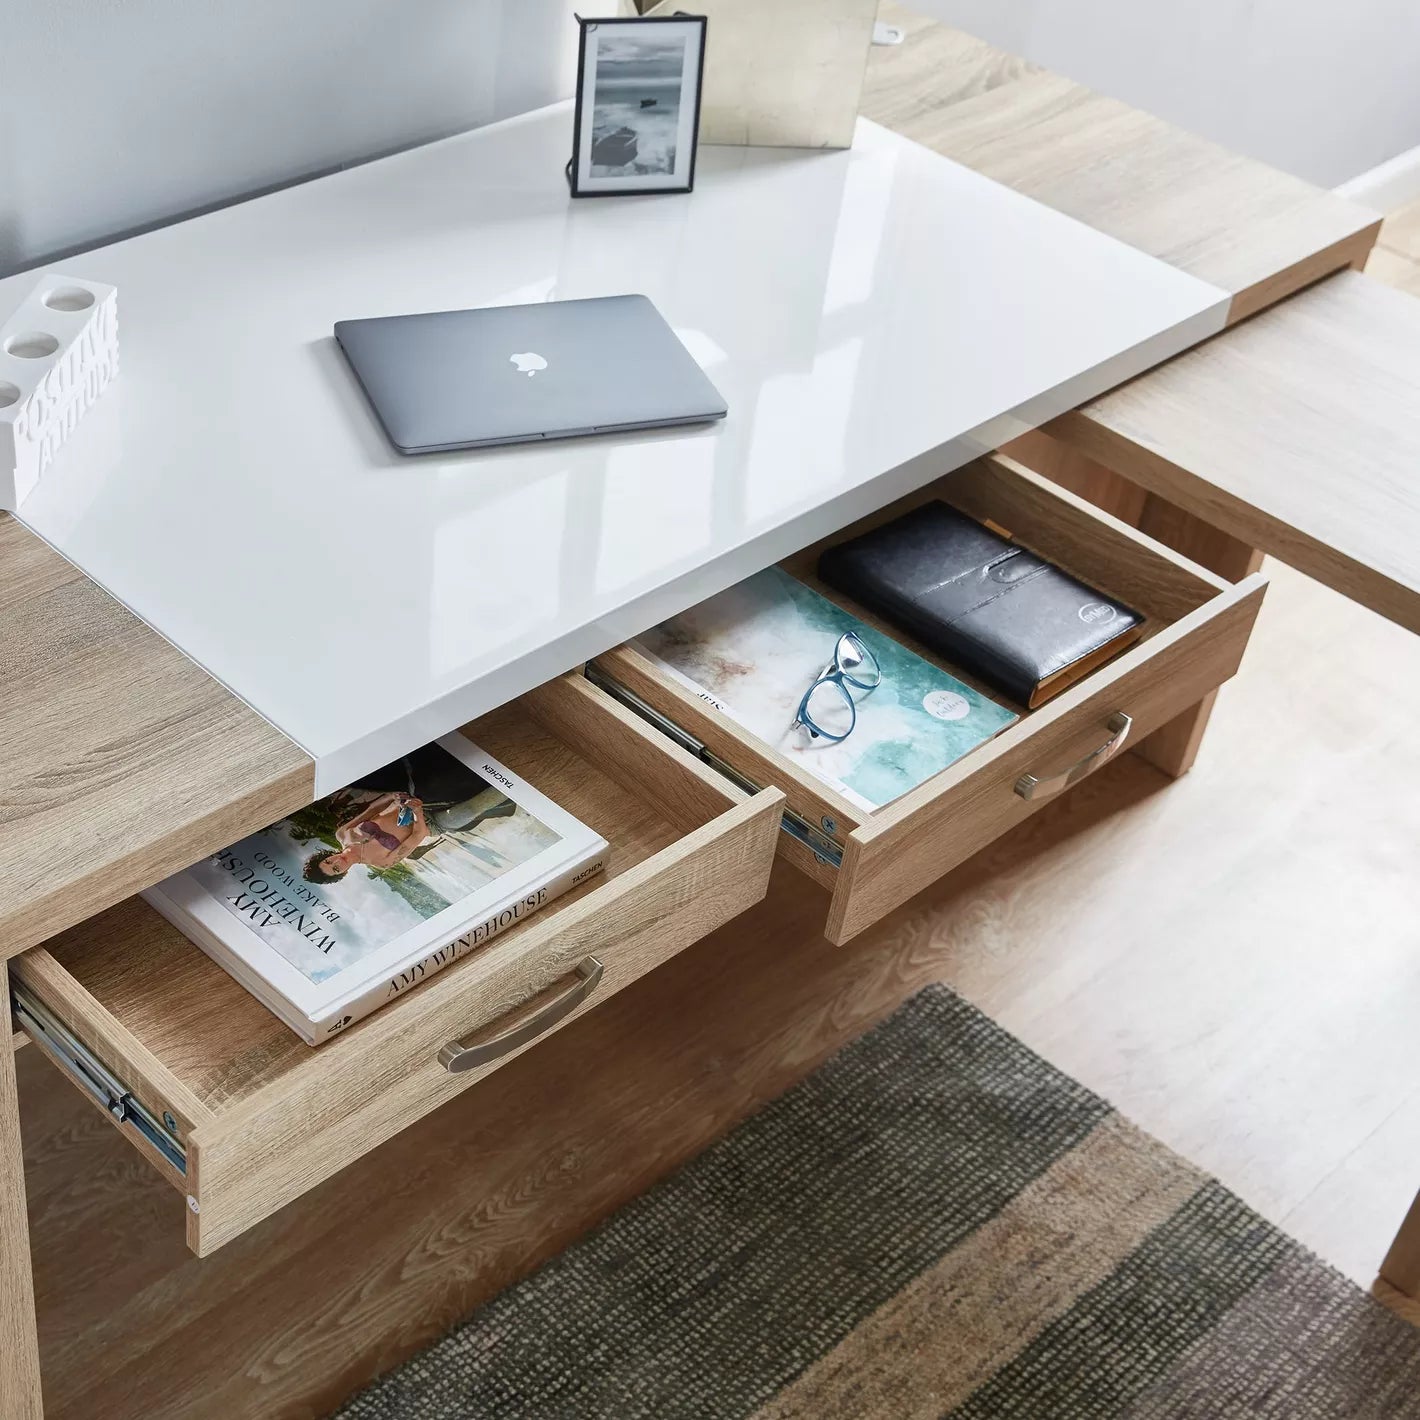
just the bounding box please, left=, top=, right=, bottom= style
left=0, top=274, right=119, bottom=510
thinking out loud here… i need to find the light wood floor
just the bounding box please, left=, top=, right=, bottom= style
left=1366, top=202, right=1420, bottom=296
left=15, top=212, right=1420, bottom=1420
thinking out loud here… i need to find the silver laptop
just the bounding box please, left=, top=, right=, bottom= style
left=334, top=294, right=727, bottom=454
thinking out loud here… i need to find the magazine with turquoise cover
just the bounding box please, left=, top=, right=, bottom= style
left=635, top=567, right=1018, bottom=811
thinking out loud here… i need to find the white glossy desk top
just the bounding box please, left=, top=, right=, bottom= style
left=8, top=105, right=1227, bottom=793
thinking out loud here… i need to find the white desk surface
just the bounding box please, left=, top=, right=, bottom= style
left=7, top=105, right=1226, bottom=793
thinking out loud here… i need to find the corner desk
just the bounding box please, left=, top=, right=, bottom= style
left=4, top=6, right=1417, bottom=1415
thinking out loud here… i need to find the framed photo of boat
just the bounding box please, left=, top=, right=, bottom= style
left=569, top=15, right=707, bottom=197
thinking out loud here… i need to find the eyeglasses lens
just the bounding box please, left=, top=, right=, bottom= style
left=836, top=632, right=882, bottom=689
left=802, top=677, right=855, bottom=739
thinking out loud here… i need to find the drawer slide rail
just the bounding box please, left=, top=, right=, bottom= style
left=584, top=663, right=844, bottom=869
left=11, top=979, right=187, bottom=1175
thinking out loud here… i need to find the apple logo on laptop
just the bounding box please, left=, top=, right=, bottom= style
left=510, top=351, right=548, bottom=378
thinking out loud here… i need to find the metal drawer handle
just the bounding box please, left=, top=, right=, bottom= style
left=1013, top=712, right=1132, bottom=801
left=438, top=956, right=604, bottom=1075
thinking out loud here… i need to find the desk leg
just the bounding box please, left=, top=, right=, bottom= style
left=0, top=979, right=43, bottom=1418
left=1131, top=494, right=1264, bottom=776
left=1382, top=1191, right=1420, bottom=1299
left=1003, top=431, right=1262, bottom=778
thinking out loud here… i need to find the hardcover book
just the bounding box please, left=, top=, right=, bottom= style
left=143, top=735, right=608, bottom=1045
left=635, top=566, right=1018, bottom=812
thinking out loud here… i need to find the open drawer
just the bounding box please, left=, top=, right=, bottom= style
left=590, top=454, right=1266, bottom=944
left=11, top=673, right=781, bottom=1256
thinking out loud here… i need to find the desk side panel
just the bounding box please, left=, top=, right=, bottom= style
left=0, top=517, right=314, bottom=957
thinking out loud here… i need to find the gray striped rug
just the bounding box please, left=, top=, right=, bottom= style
left=336, top=986, right=1420, bottom=1419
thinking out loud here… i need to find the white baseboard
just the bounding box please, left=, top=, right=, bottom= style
left=1335, top=144, right=1420, bottom=213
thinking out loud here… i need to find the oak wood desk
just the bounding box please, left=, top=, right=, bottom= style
left=1, top=7, right=1405, bottom=1415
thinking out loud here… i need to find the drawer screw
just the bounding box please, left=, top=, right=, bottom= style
left=163, top=1111, right=177, bottom=1133
left=821, top=816, right=837, bottom=836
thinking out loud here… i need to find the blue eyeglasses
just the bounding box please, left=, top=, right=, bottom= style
left=793, top=632, right=882, bottom=743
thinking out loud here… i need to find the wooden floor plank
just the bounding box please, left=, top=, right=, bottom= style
left=1376, top=200, right=1420, bottom=262
left=1366, top=243, right=1420, bottom=297
left=1369, top=202, right=1420, bottom=296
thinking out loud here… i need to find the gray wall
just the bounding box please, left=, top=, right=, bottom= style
left=0, top=0, right=584, bottom=276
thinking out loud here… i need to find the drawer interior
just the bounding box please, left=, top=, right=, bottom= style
left=780, top=455, right=1217, bottom=675
left=592, top=453, right=1265, bottom=939
left=14, top=674, right=781, bottom=1253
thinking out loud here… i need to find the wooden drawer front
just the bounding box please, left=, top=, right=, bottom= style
left=13, top=674, right=782, bottom=1256
left=593, top=455, right=1266, bottom=945
left=827, top=583, right=1259, bottom=938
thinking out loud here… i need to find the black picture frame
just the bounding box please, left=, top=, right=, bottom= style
left=568, top=14, right=708, bottom=199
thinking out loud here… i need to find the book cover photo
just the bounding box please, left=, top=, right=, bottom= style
left=196, top=742, right=565, bottom=979
left=635, top=566, right=1018, bottom=812
left=145, top=735, right=607, bottom=1043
